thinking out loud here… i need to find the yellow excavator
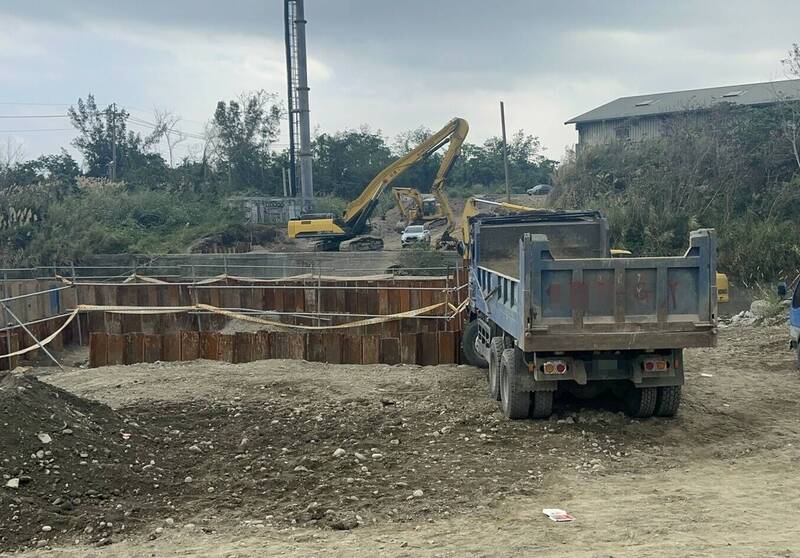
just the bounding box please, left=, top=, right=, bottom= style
left=456, top=197, right=543, bottom=250
left=288, top=117, right=469, bottom=251
left=392, top=187, right=446, bottom=228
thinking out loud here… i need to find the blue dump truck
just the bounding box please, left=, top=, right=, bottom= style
left=460, top=211, right=718, bottom=420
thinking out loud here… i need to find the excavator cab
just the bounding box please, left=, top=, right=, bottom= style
left=420, top=196, right=439, bottom=217
left=392, top=187, right=445, bottom=229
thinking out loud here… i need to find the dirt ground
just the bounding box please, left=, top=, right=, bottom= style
left=3, top=325, right=799, bottom=557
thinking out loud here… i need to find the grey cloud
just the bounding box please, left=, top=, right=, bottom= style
left=1, top=0, right=799, bottom=158
left=4, top=1, right=797, bottom=82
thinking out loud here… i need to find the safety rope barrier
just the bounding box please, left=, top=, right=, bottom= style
left=0, top=308, right=80, bottom=359
left=1, top=301, right=450, bottom=360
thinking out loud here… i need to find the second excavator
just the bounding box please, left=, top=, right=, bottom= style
left=287, top=117, right=468, bottom=251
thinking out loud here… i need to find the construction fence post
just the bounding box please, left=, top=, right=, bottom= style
left=71, top=262, right=83, bottom=347
left=1, top=272, right=12, bottom=366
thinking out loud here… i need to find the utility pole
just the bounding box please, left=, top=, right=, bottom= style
left=500, top=101, right=511, bottom=202
left=110, top=103, right=117, bottom=181
left=285, top=0, right=314, bottom=212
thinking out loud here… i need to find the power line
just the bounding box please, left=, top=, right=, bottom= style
left=125, top=106, right=209, bottom=128
left=127, top=117, right=206, bottom=141
left=0, top=108, right=290, bottom=150
left=0, top=115, right=68, bottom=119
left=0, top=102, right=69, bottom=107
left=0, top=128, right=74, bottom=133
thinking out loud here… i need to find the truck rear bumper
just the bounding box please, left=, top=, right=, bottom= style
left=519, top=349, right=685, bottom=391
left=520, top=329, right=716, bottom=352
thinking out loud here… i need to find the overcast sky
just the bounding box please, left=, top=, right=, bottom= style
left=2, top=0, right=799, bottom=165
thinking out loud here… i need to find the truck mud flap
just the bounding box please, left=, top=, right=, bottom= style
left=475, top=318, right=492, bottom=362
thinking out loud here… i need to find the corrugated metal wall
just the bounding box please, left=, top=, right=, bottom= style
left=576, top=114, right=709, bottom=149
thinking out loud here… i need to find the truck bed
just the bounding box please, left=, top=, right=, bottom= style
left=471, top=226, right=717, bottom=353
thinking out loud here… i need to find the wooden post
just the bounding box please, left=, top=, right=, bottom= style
left=500, top=100, right=511, bottom=202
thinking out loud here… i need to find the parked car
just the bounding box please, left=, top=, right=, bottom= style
left=401, top=225, right=431, bottom=246
left=526, top=184, right=553, bottom=196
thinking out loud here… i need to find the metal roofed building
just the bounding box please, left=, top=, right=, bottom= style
left=566, top=79, right=800, bottom=150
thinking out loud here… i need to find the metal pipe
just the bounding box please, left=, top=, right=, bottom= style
left=186, top=284, right=453, bottom=291
left=294, top=0, right=314, bottom=211
left=284, top=0, right=298, bottom=197
left=71, top=262, right=83, bottom=347
left=0, top=312, right=75, bottom=334
left=0, top=284, right=74, bottom=304
left=66, top=282, right=461, bottom=292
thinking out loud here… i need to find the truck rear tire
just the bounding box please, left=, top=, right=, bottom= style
left=625, top=386, right=657, bottom=418
left=499, top=349, right=530, bottom=419
left=530, top=390, right=553, bottom=419
left=462, top=320, right=488, bottom=369
left=488, top=337, right=504, bottom=400
left=654, top=386, right=681, bottom=416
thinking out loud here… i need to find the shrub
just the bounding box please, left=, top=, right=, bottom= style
left=17, top=184, right=241, bottom=263
left=553, top=103, right=800, bottom=283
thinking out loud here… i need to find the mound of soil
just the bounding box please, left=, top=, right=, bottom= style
left=0, top=372, right=165, bottom=551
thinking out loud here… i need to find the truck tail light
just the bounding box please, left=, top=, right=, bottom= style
left=643, top=359, right=669, bottom=372
left=543, top=361, right=567, bottom=375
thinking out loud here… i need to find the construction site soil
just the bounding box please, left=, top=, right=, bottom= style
left=1, top=325, right=799, bottom=557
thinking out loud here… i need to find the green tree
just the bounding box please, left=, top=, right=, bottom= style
left=312, top=127, right=393, bottom=200
left=68, top=94, right=167, bottom=184
left=1, top=150, right=79, bottom=190
left=212, top=90, right=283, bottom=192
left=553, top=102, right=800, bottom=282
left=391, top=126, right=442, bottom=193
left=450, top=131, right=556, bottom=194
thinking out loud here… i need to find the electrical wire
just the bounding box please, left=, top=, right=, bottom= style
left=0, top=103, right=290, bottom=150
left=0, top=114, right=69, bottom=119
left=0, top=128, right=74, bottom=133
left=0, top=102, right=70, bottom=107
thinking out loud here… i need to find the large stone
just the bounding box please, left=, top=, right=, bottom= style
left=750, top=299, right=772, bottom=318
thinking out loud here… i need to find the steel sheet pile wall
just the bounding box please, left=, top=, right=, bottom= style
left=84, top=271, right=467, bottom=367
left=0, top=315, right=79, bottom=370
left=1, top=280, right=81, bottom=371
left=89, top=329, right=462, bottom=367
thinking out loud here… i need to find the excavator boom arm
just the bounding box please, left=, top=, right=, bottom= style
left=430, top=119, right=468, bottom=236
left=343, top=118, right=469, bottom=233
left=460, top=197, right=548, bottom=249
